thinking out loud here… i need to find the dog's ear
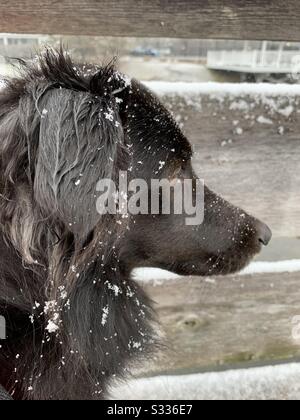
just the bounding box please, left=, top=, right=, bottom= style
left=34, top=86, right=125, bottom=241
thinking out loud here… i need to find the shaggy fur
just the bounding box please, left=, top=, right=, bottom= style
left=0, top=49, right=271, bottom=400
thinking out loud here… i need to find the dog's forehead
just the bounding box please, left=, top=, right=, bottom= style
left=129, top=79, right=174, bottom=121
left=126, top=80, right=192, bottom=162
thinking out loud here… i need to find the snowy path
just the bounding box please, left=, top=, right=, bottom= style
left=110, top=363, right=300, bottom=400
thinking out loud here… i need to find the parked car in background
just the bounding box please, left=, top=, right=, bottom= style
left=131, top=47, right=160, bottom=57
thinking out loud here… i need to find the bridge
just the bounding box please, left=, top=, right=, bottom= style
left=207, top=42, right=300, bottom=76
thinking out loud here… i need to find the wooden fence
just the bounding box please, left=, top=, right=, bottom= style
left=141, top=272, right=300, bottom=376
left=1, top=0, right=300, bottom=378
left=1, top=1, right=300, bottom=41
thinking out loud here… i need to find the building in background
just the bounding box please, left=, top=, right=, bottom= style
left=207, top=41, right=300, bottom=83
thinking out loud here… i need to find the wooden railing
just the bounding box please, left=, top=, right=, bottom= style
left=0, top=1, right=300, bottom=41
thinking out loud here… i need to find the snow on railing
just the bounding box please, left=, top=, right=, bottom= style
left=133, top=260, right=300, bottom=284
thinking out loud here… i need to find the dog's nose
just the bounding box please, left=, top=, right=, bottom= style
left=256, top=221, right=272, bottom=246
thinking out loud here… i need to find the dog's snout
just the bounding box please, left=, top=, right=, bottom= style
left=256, top=221, right=272, bottom=246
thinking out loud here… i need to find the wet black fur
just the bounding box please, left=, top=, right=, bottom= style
left=0, top=49, right=269, bottom=400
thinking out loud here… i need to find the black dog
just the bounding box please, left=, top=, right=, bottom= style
left=0, top=49, right=271, bottom=400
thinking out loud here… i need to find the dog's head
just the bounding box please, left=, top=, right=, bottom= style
left=118, top=80, right=272, bottom=277
left=0, top=49, right=271, bottom=398
left=0, top=50, right=271, bottom=281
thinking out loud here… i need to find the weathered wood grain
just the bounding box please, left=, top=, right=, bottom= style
left=1, top=1, right=300, bottom=41
left=158, top=92, right=300, bottom=238
left=139, top=272, right=300, bottom=376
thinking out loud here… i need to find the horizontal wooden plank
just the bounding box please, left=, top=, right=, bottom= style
left=1, top=1, right=300, bottom=41
left=156, top=90, right=300, bottom=238
left=139, top=272, right=300, bottom=376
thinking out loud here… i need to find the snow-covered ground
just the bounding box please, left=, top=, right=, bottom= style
left=119, top=58, right=218, bottom=83
left=110, top=363, right=300, bottom=400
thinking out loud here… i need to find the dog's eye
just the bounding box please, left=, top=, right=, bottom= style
left=171, top=163, right=187, bottom=180
left=172, top=166, right=183, bottom=178
left=170, top=159, right=190, bottom=180
left=181, top=160, right=189, bottom=173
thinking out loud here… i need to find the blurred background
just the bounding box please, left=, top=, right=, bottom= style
left=1, top=34, right=300, bottom=83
